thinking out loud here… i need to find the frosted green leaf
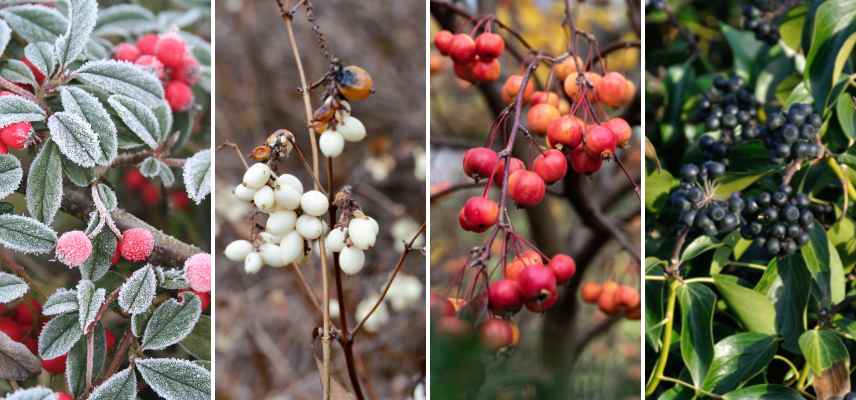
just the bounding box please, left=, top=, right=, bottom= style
left=84, top=37, right=109, bottom=60
left=79, top=226, right=116, bottom=281
left=118, top=265, right=156, bottom=315
left=38, top=312, right=82, bottom=359
left=43, top=288, right=78, bottom=316
left=157, top=9, right=201, bottom=29
left=154, top=101, right=172, bottom=139
left=0, top=214, right=57, bottom=254
left=5, top=387, right=56, bottom=400
left=183, top=150, right=210, bottom=204
left=0, top=272, right=27, bottom=303
left=139, top=156, right=161, bottom=178
left=1, top=59, right=37, bottom=87
left=60, top=86, right=117, bottom=165
left=159, top=162, right=175, bottom=187
left=0, top=331, right=40, bottom=380
left=135, top=357, right=210, bottom=400
left=24, top=42, right=55, bottom=78
left=181, top=32, right=210, bottom=65
left=179, top=315, right=210, bottom=361
left=48, top=111, right=100, bottom=167
left=26, top=140, right=63, bottom=225
left=75, top=60, right=164, bottom=107
left=76, top=279, right=103, bottom=331
left=157, top=267, right=189, bottom=290
left=0, top=20, right=11, bottom=58
left=0, top=95, right=45, bottom=127
left=54, top=0, right=97, bottom=68
left=0, top=5, right=67, bottom=42
left=94, top=4, right=155, bottom=36
left=131, top=310, right=150, bottom=337
left=142, top=292, right=201, bottom=351
left=62, top=156, right=94, bottom=187
left=89, top=366, right=136, bottom=400
left=66, top=324, right=105, bottom=396
left=108, top=95, right=159, bottom=149
left=0, top=154, right=22, bottom=200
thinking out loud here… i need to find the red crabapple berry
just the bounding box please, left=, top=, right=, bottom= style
left=526, top=103, right=560, bottom=136
left=113, top=43, right=141, bottom=62
left=547, top=115, right=584, bottom=149
left=502, top=75, right=535, bottom=103
left=42, top=354, right=67, bottom=374
left=547, top=254, right=576, bottom=284
left=55, top=230, right=93, bottom=268
left=488, top=279, right=523, bottom=315
left=137, top=34, right=160, bottom=55
left=449, top=34, right=476, bottom=64
left=532, top=149, right=568, bottom=184
left=492, top=157, right=525, bottom=187
left=518, top=264, right=557, bottom=301
left=595, top=72, right=628, bottom=108
left=460, top=196, right=499, bottom=233
left=166, top=81, right=194, bottom=112
left=525, top=287, right=557, bottom=312
left=452, top=61, right=476, bottom=82
left=604, top=117, right=632, bottom=147
left=569, top=147, right=603, bottom=174
left=480, top=318, right=514, bottom=351
left=508, top=170, right=546, bottom=207
left=430, top=292, right=456, bottom=318
left=433, top=30, right=455, bottom=55
left=597, top=281, right=620, bottom=315
left=135, top=55, right=165, bottom=79
left=0, top=122, right=32, bottom=150
left=580, top=282, right=602, bottom=303
left=505, top=250, right=542, bottom=282
left=462, top=147, right=499, bottom=180
left=474, top=32, right=505, bottom=60
left=119, top=228, right=154, bottom=262
left=530, top=91, right=560, bottom=107
left=154, top=33, right=187, bottom=68
left=583, top=125, right=617, bottom=158
left=471, top=59, right=501, bottom=82
left=617, top=285, right=640, bottom=310
left=184, top=253, right=211, bottom=292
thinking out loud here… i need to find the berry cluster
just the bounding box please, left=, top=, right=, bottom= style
left=760, top=103, right=822, bottom=164
left=433, top=30, right=505, bottom=83
left=580, top=280, right=640, bottom=320
left=124, top=168, right=164, bottom=206
left=315, top=91, right=369, bottom=158
left=742, top=1, right=780, bottom=45
left=55, top=227, right=154, bottom=269
left=739, top=185, right=815, bottom=256
left=668, top=162, right=743, bottom=236
left=113, top=32, right=200, bottom=112
left=225, top=163, right=380, bottom=276
left=691, top=76, right=761, bottom=163
left=489, top=251, right=576, bottom=315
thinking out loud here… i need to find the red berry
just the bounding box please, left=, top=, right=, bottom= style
left=474, top=32, right=505, bottom=60
left=0, top=142, right=7, bottom=154
left=57, top=393, right=73, bottom=400
left=119, top=228, right=154, bottom=262
left=111, top=243, right=121, bottom=265
left=22, top=58, right=45, bottom=84
left=170, top=190, right=191, bottom=210
left=141, top=182, right=161, bottom=205
left=526, top=103, right=560, bottom=136
left=137, top=34, right=159, bottom=55
left=452, top=61, right=476, bottom=82
left=596, top=72, right=629, bottom=108
left=0, top=122, right=32, bottom=150
left=569, top=146, right=603, bottom=174
left=181, top=289, right=210, bottom=311
left=135, top=55, right=165, bottom=79
left=598, top=281, right=620, bottom=315
left=105, top=329, right=116, bottom=351
left=437, top=316, right=472, bottom=337
left=518, top=264, right=557, bottom=302
left=173, top=55, right=200, bottom=85
left=547, top=115, right=584, bottom=149
left=547, top=254, right=576, bottom=284
left=525, top=289, right=558, bottom=312
left=113, top=43, right=141, bottom=62
left=532, top=149, right=568, bottom=184
left=470, top=58, right=501, bottom=82
left=530, top=91, right=560, bottom=107
left=21, top=336, right=36, bottom=354
left=488, top=279, right=523, bottom=315
left=508, top=170, right=546, bottom=207
left=462, top=147, right=499, bottom=180
left=165, top=80, right=193, bottom=112
left=604, top=117, right=632, bottom=147
left=430, top=292, right=456, bottom=318
left=580, top=282, right=602, bottom=303
left=123, top=169, right=147, bottom=191
left=502, top=75, right=535, bottom=103
left=55, top=230, right=93, bottom=268
left=154, top=33, right=187, bottom=68
left=433, top=30, right=455, bottom=55
left=505, top=250, right=542, bottom=282
left=617, top=285, right=640, bottom=310
left=584, top=125, right=617, bottom=158
left=479, top=318, right=514, bottom=351
left=42, top=353, right=67, bottom=374
left=492, top=157, right=525, bottom=187
left=460, top=196, right=499, bottom=233
left=13, top=299, right=40, bottom=328
left=0, top=317, right=22, bottom=341
left=449, top=34, right=476, bottom=64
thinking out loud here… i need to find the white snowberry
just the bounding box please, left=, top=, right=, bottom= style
left=339, top=246, right=365, bottom=275
left=325, top=227, right=348, bottom=253
left=253, top=185, right=275, bottom=212
left=234, top=184, right=257, bottom=202
left=296, top=215, right=324, bottom=240
left=329, top=299, right=341, bottom=319
left=280, top=231, right=305, bottom=265
left=348, top=217, right=378, bottom=250
left=243, top=163, right=272, bottom=189
left=319, top=130, right=345, bottom=158
left=267, top=210, right=297, bottom=235
left=276, top=174, right=304, bottom=194
left=244, top=252, right=263, bottom=274
left=300, top=191, right=329, bottom=216
left=224, top=240, right=253, bottom=261
left=337, top=116, right=366, bottom=142
left=259, top=232, right=282, bottom=244
left=274, top=185, right=301, bottom=210
left=259, top=243, right=286, bottom=268
left=387, top=274, right=423, bottom=311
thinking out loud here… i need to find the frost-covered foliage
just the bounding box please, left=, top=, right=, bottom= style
left=0, top=0, right=211, bottom=397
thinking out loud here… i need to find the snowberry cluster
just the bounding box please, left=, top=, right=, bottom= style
left=315, top=98, right=368, bottom=158
left=742, top=1, right=781, bottom=45
left=760, top=103, right=822, bottom=164
left=433, top=30, right=505, bottom=83
left=739, top=185, right=815, bottom=256
left=113, top=32, right=199, bottom=112
left=690, top=76, right=761, bottom=163
left=668, top=162, right=742, bottom=236
left=580, top=280, right=640, bottom=320
left=0, top=91, right=33, bottom=154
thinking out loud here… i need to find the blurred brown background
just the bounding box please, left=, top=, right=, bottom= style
left=214, top=1, right=427, bottom=399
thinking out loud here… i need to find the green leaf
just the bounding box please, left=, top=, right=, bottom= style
left=0, top=20, right=11, bottom=58
left=62, top=156, right=94, bottom=187
left=135, top=357, right=210, bottom=400
left=804, top=0, right=856, bottom=107
left=26, top=140, right=63, bottom=225
left=646, top=260, right=667, bottom=351
left=0, top=95, right=46, bottom=127
left=681, top=236, right=723, bottom=263
left=713, top=274, right=776, bottom=334
left=836, top=91, right=855, bottom=138
left=714, top=170, right=773, bottom=199
left=0, top=272, right=27, bottom=304
left=779, top=5, right=808, bottom=53
left=60, top=86, right=117, bottom=165
left=54, top=0, right=97, bottom=68
left=75, top=60, right=164, bottom=107
left=94, top=4, right=155, bottom=36
left=721, top=23, right=765, bottom=81
left=65, top=324, right=105, bottom=396
left=180, top=315, right=210, bottom=361
left=183, top=149, right=210, bottom=204
left=142, top=292, right=201, bottom=351
left=764, top=256, right=810, bottom=353
left=24, top=42, right=55, bottom=79
left=0, top=5, right=67, bottom=43
left=722, top=384, right=805, bottom=400
left=118, top=265, right=156, bottom=315
left=702, top=333, right=779, bottom=394
left=801, top=224, right=846, bottom=307
left=75, top=280, right=103, bottom=332
left=88, top=366, right=136, bottom=400
left=108, top=95, right=160, bottom=149
left=1, top=60, right=37, bottom=87
left=678, top=283, right=716, bottom=387
left=43, top=288, right=77, bottom=316
left=799, top=329, right=849, bottom=374
left=5, top=387, right=56, bottom=400
left=79, top=226, right=116, bottom=281
left=0, top=214, right=57, bottom=254
left=646, top=167, right=678, bottom=213
left=0, top=154, right=22, bottom=201
left=37, top=312, right=82, bottom=359
left=48, top=111, right=101, bottom=168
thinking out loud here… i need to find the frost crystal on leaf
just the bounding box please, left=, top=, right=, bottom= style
left=66, top=325, right=106, bottom=396
left=0, top=20, right=11, bottom=57
left=0, top=214, right=58, bottom=254
left=0, top=331, right=40, bottom=380
left=131, top=310, right=151, bottom=338
left=94, top=4, right=155, bottom=36
left=139, top=156, right=162, bottom=178
left=75, top=60, right=164, bottom=107
left=135, top=357, right=211, bottom=400
left=37, top=312, right=82, bottom=359
left=60, top=86, right=117, bottom=165
left=118, top=264, right=157, bottom=315
left=0, top=94, right=45, bottom=128
left=88, top=366, right=136, bottom=400
left=62, top=157, right=95, bottom=187
left=142, top=292, right=201, bottom=351
left=0, top=154, right=22, bottom=200
left=108, top=95, right=160, bottom=149
left=154, top=100, right=172, bottom=139
left=79, top=226, right=117, bottom=281
left=26, top=140, right=63, bottom=226
left=183, top=149, right=211, bottom=204
left=43, top=288, right=78, bottom=316
left=24, top=42, right=56, bottom=78
left=54, top=0, right=97, bottom=68
left=76, top=279, right=104, bottom=331
left=4, top=387, right=57, bottom=400
left=0, top=5, right=68, bottom=43
left=0, top=272, right=28, bottom=304
left=48, top=111, right=101, bottom=168
left=157, top=267, right=189, bottom=290
left=1, top=60, right=37, bottom=87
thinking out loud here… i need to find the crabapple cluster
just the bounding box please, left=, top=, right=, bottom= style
left=487, top=251, right=577, bottom=316
left=691, top=76, right=761, bottom=162
left=668, top=162, right=743, bottom=236
left=113, top=32, right=200, bottom=112
left=580, top=280, right=640, bottom=320
left=739, top=185, right=815, bottom=256
left=760, top=103, right=822, bottom=164
left=433, top=30, right=505, bottom=83
left=742, top=1, right=780, bottom=45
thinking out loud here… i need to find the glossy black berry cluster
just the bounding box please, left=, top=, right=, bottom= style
left=811, top=203, right=836, bottom=226
left=691, top=76, right=761, bottom=163
left=739, top=185, right=814, bottom=256
left=759, top=103, right=822, bottom=164
left=742, top=1, right=781, bottom=45
left=668, top=162, right=742, bottom=236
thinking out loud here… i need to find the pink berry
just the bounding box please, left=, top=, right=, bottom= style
left=0, top=122, right=32, bottom=150
left=155, top=33, right=187, bottom=68
left=57, top=393, right=73, bottom=400
left=137, top=34, right=159, bottom=55
left=172, top=55, right=200, bottom=85
left=184, top=253, right=211, bottom=293
left=165, top=81, right=193, bottom=111
left=113, top=42, right=141, bottom=62
left=135, top=55, right=165, bottom=79
left=119, top=228, right=154, bottom=262
left=55, top=230, right=93, bottom=267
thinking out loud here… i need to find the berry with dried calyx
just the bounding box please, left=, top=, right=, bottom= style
left=526, top=103, right=561, bottom=136
left=119, top=228, right=154, bottom=262
left=580, top=282, right=602, bottom=303
left=0, top=122, right=32, bottom=150
left=505, top=250, right=542, bottom=282
left=569, top=147, right=602, bottom=173
left=55, top=230, right=93, bottom=268
left=596, top=72, right=632, bottom=108
left=449, top=34, right=476, bottom=64
left=154, top=33, right=188, bottom=68
left=137, top=34, right=160, bottom=55
left=604, top=118, right=632, bottom=147
left=502, top=75, right=535, bottom=103
left=597, top=281, right=620, bottom=314
left=518, top=264, right=557, bottom=302
left=431, top=292, right=456, bottom=318
left=584, top=125, right=618, bottom=158
left=553, top=56, right=585, bottom=81
left=480, top=318, right=514, bottom=351
left=470, top=58, right=501, bottom=82
left=547, top=115, right=584, bottom=149
left=492, top=157, right=525, bottom=187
